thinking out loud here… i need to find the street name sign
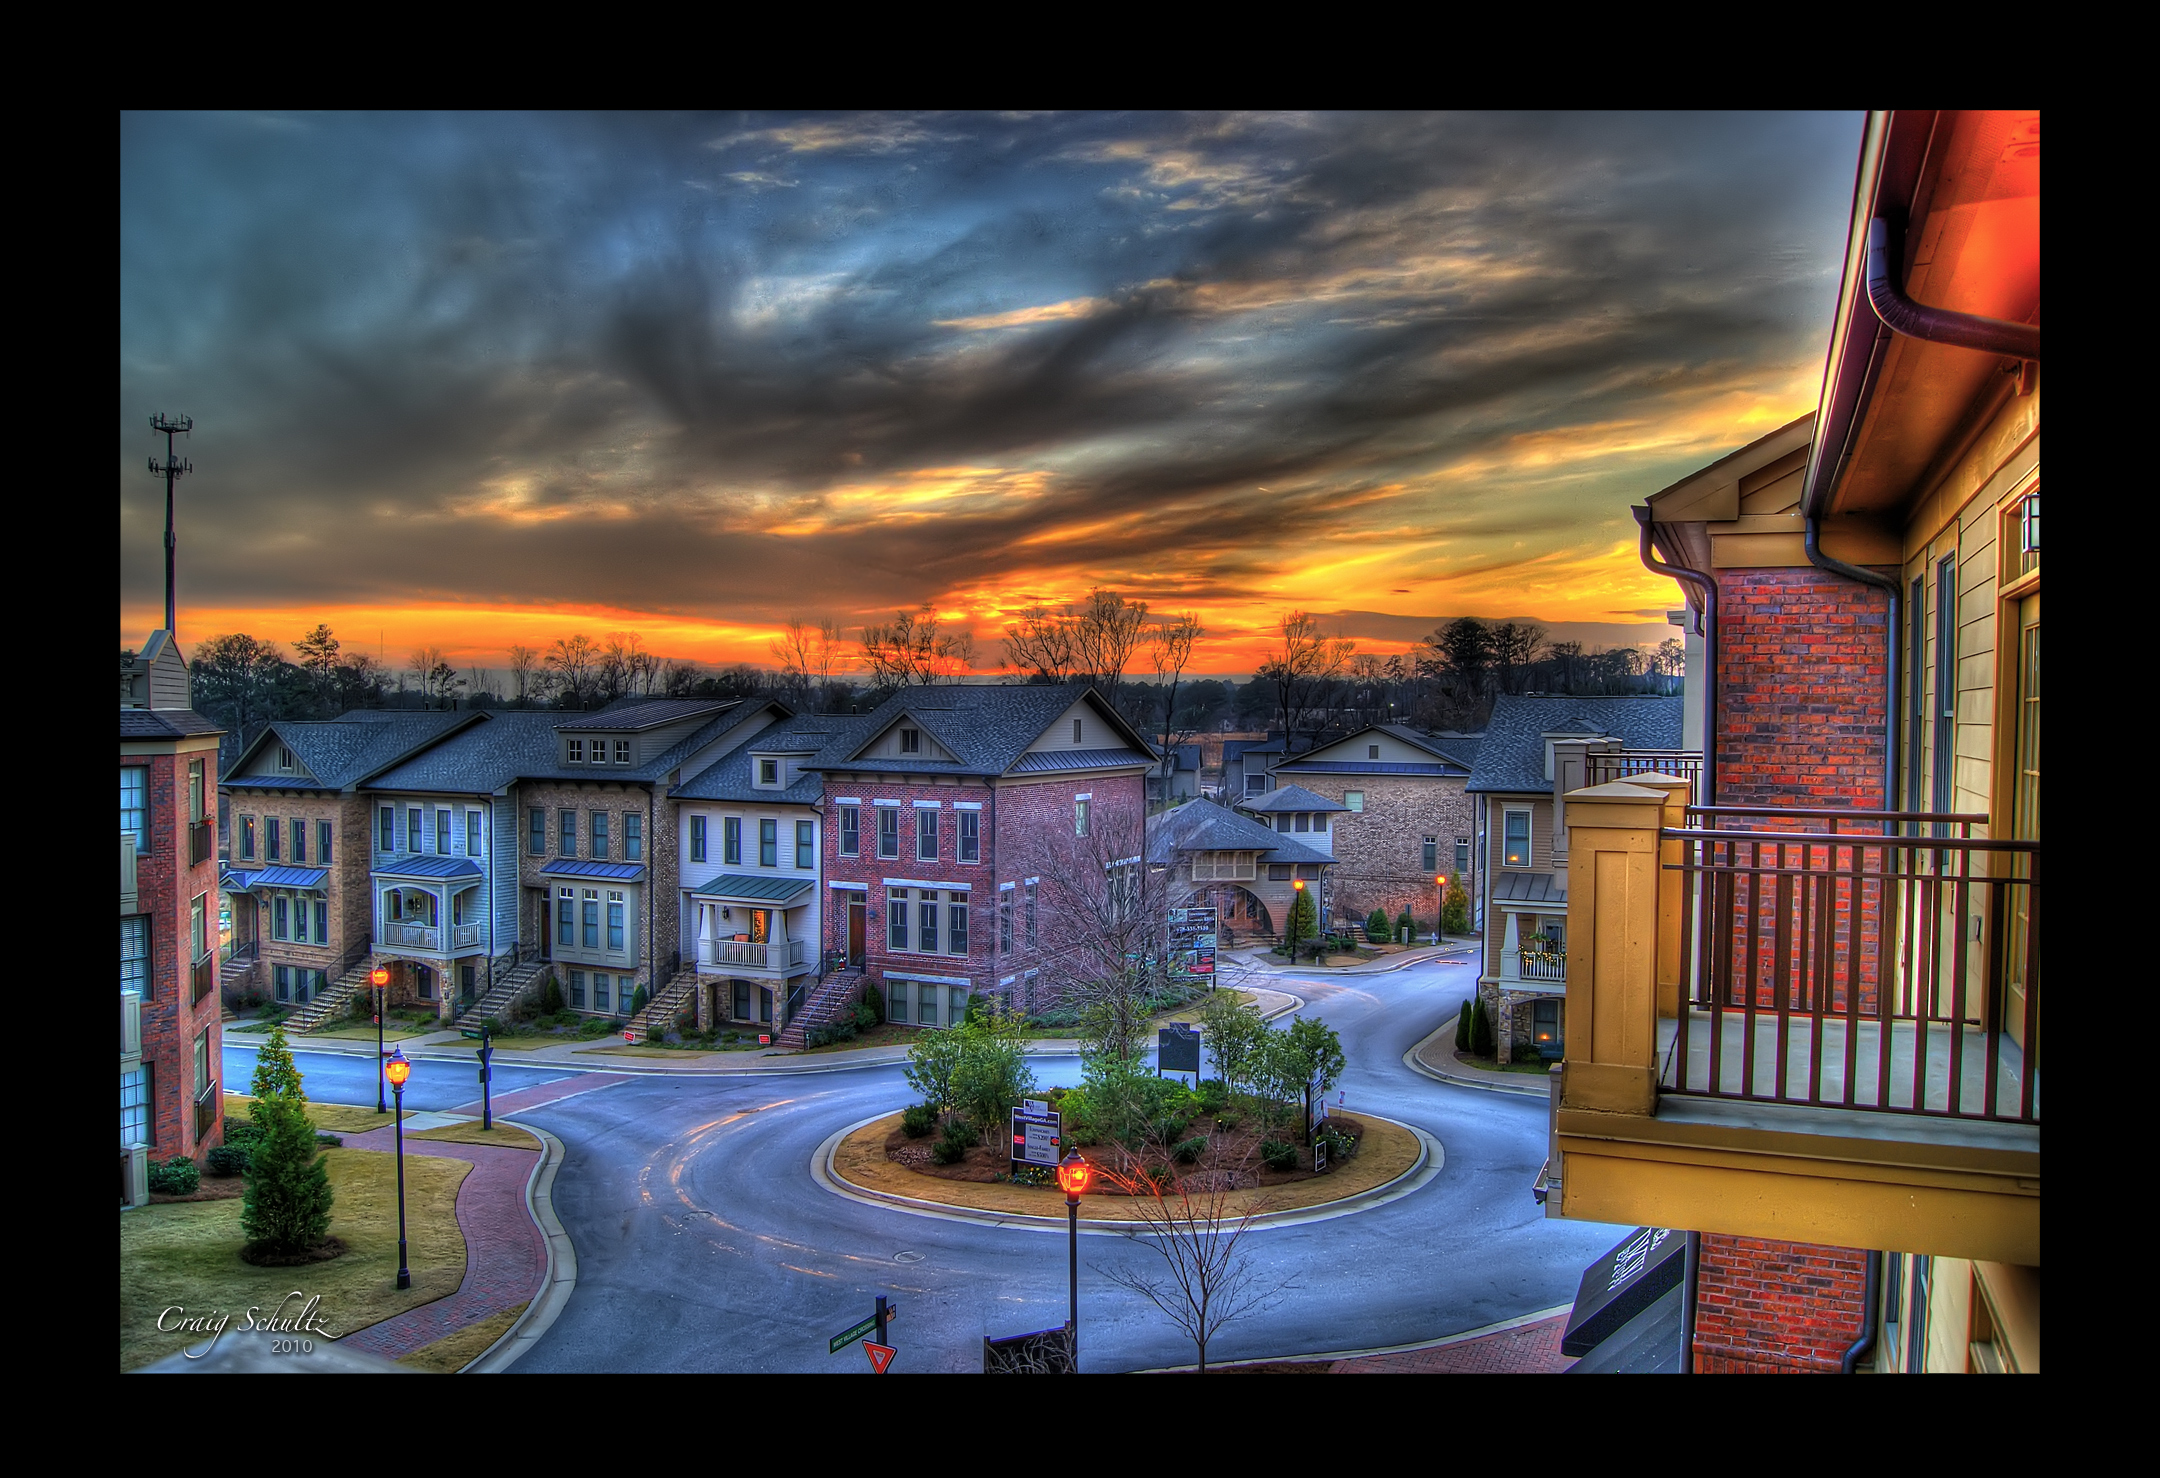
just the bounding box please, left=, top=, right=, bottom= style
left=829, top=1315, right=879, bottom=1354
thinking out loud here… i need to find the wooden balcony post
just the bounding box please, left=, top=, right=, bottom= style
left=1620, top=773, right=1694, bottom=1021
left=1561, top=781, right=1669, bottom=1116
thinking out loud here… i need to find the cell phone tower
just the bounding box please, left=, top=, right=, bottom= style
left=149, top=413, right=193, bottom=637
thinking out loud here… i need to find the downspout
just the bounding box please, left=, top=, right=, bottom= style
left=1679, top=1230, right=1702, bottom=1374
left=1866, top=217, right=2040, bottom=361
left=1633, top=507, right=1717, bottom=805
left=1841, top=1250, right=1884, bottom=1374
left=1804, top=516, right=1900, bottom=812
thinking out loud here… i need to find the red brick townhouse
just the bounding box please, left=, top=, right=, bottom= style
left=1548, top=109, right=2038, bottom=1373
left=803, top=683, right=1155, bottom=1034
left=121, top=631, right=225, bottom=1205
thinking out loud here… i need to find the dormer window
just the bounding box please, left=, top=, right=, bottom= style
left=759, top=758, right=779, bottom=786
left=899, top=728, right=920, bottom=754
left=615, top=739, right=631, bottom=765
left=1368, top=744, right=1380, bottom=759
left=567, top=738, right=585, bottom=764
left=1073, top=718, right=1084, bottom=744
left=277, top=745, right=294, bottom=773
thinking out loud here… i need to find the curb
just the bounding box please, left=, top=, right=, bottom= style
left=1401, top=1023, right=1550, bottom=1098
left=1227, top=945, right=1479, bottom=979
left=462, top=1122, right=576, bottom=1374
left=1136, top=1302, right=1575, bottom=1372
left=811, top=1111, right=1443, bottom=1236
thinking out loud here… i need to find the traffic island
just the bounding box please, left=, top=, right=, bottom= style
left=830, top=1110, right=1422, bottom=1224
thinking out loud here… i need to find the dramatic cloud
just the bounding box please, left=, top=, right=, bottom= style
left=120, top=110, right=1861, bottom=672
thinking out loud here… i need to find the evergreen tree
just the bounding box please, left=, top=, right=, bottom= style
left=242, top=1024, right=334, bottom=1256
left=1286, top=886, right=1318, bottom=956
left=1366, top=907, right=1391, bottom=942
left=1442, top=871, right=1470, bottom=936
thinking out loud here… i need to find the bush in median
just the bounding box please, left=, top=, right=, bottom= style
left=241, top=1023, right=334, bottom=1259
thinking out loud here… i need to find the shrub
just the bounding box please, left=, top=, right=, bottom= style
left=1142, top=1164, right=1175, bottom=1192
left=1456, top=1000, right=1472, bottom=1051
left=1008, top=1164, right=1054, bottom=1187
left=207, top=1144, right=252, bottom=1176
left=1171, top=1136, right=1208, bottom=1165
left=1196, top=1079, right=1229, bottom=1114
left=630, top=985, right=650, bottom=1016
left=860, top=982, right=885, bottom=1024
left=1442, top=871, right=1471, bottom=936
left=243, top=1023, right=334, bottom=1256
left=577, top=1016, right=611, bottom=1038
left=930, top=1136, right=968, bottom=1165
left=1260, top=1139, right=1298, bottom=1172
left=540, top=976, right=565, bottom=1015
left=1396, top=907, right=1416, bottom=943
left=853, top=1003, right=878, bottom=1032
left=952, top=1015, right=1038, bottom=1146
left=1318, top=1123, right=1358, bottom=1163
left=1471, top=995, right=1495, bottom=1057
left=1367, top=907, right=1392, bottom=942
left=225, top=1119, right=266, bottom=1148
left=901, top=1103, right=937, bottom=1138
left=149, top=1156, right=200, bottom=1195
left=482, top=1016, right=506, bottom=1038
left=314, top=1133, right=342, bottom=1148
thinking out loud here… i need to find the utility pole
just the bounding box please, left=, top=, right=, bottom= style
left=149, top=414, right=194, bottom=636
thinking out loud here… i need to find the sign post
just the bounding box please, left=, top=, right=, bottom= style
left=1167, top=906, right=1218, bottom=987
left=461, top=1021, right=495, bottom=1129
left=831, top=1295, right=898, bottom=1369
left=1157, top=1024, right=1201, bottom=1084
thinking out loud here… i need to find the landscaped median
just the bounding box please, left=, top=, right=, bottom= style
left=830, top=1109, right=1422, bottom=1224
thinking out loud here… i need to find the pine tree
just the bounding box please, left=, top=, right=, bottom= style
left=1286, top=887, right=1318, bottom=955
left=242, top=1023, right=334, bottom=1256
left=1441, top=871, right=1470, bottom=936
left=1366, top=907, right=1391, bottom=942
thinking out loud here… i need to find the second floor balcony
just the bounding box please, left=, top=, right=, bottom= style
left=1544, top=776, right=2037, bottom=1267
left=702, top=937, right=810, bottom=972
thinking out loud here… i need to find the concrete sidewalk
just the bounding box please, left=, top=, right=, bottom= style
left=1404, top=1020, right=1553, bottom=1098
left=1213, top=1311, right=1576, bottom=1373
left=1222, top=939, right=1480, bottom=977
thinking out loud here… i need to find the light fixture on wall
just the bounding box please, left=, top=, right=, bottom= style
left=721, top=906, right=731, bottom=922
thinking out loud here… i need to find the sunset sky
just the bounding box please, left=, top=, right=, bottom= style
left=119, top=111, right=1864, bottom=678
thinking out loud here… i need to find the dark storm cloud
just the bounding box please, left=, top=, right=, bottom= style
left=119, top=110, right=1860, bottom=638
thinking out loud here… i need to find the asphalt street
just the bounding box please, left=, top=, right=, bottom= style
left=224, top=958, right=1622, bottom=1372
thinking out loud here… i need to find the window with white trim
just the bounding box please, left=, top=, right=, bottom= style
left=888, top=888, right=910, bottom=950
left=999, top=887, right=1014, bottom=953
left=567, top=738, right=585, bottom=764
left=1502, top=810, right=1531, bottom=868
left=958, top=810, right=979, bottom=862
left=615, top=739, right=632, bottom=765
left=919, top=891, right=938, bottom=953
left=1343, top=791, right=1364, bottom=812
left=917, top=808, right=938, bottom=862
left=878, top=807, right=899, bottom=859
left=899, top=727, right=919, bottom=754
left=625, top=812, right=642, bottom=861
left=239, top=814, right=257, bottom=859
left=690, top=815, right=707, bottom=864
left=724, top=816, right=742, bottom=866
left=121, top=916, right=150, bottom=996
left=839, top=806, right=859, bottom=856
left=558, top=887, right=576, bottom=946
left=466, top=810, right=483, bottom=857
left=796, top=820, right=815, bottom=870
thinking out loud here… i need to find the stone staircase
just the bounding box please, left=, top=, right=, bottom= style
left=289, top=957, right=379, bottom=1035
left=774, top=969, right=864, bottom=1050
left=454, top=955, right=550, bottom=1029
left=627, top=967, right=700, bottom=1043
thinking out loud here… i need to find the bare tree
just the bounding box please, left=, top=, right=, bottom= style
left=1003, top=604, right=1078, bottom=684
left=547, top=634, right=597, bottom=708
left=1257, top=611, right=1354, bottom=737
left=659, top=658, right=701, bottom=697
left=770, top=617, right=840, bottom=707
left=1150, top=611, right=1204, bottom=798
left=1097, top=1146, right=1296, bottom=1373
left=1071, top=587, right=1149, bottom=706
left=861, top=604, right=973, bottom=690
left=1021, top=798, right=1179, bottom=1062
left=1491, top=621, right=1548, bottom=696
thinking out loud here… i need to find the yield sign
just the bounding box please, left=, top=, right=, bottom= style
left=863, top=1341, right=897, bottom=1374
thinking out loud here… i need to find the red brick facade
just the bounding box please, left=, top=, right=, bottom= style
left=128, top=746, right=225, bottom=1161
left=1715, top=568, right=1888, bottom=811
left=1692, top=1234, right=1868, bottom=1373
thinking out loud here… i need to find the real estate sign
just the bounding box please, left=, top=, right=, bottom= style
left=1010, top=1102, right=1062, bottom=1168
left=1168, top=906, right=1218, bottom=981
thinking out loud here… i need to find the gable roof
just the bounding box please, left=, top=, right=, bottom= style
left=672, top=712, right=837, bottom=805
left=555, top=697, right=738, bottom=732
left=806, top=683, right=1156, bottom=778
left=361, top=701, right=779, bottom=794
left=1145, top=798, right=1335, bottom=868
left=1240, top=783, right=1349, bottom=814
left=1466, top=695, right=1684, bottom=795
left=122, top=708, right=224, bottom=741
left=221, top=711, right=474, bottom=790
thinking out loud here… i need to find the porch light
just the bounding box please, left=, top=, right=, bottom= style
left=1056, top=1151, right=1092, bottom=1200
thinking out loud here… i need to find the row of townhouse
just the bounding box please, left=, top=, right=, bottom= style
left=1542, top=108, right=2038, bottom=1372
left=215, top=679, right=1203, bottom=1044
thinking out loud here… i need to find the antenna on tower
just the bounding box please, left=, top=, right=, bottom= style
left=149, top=413, right=194, bottom=638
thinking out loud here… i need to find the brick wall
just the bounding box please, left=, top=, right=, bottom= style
left=515, top=780, right=671, bottom=1004
left=1716, top=568, right=1889, bottom=811
left=224, top=791, right=372, bottom=1007
left=1692, top=1234, right=1869, bottom=1373
left=1293, top=774, right=1473, bottom=929
left=130, top=746, right=225, bottom=1161
left=825, top=779, right=997, bottom=996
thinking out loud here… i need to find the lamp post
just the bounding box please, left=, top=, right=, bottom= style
left=370, top=965, right=391, bottom=1113
left=1435, top=874, right=1448, bottom=945
left=1055, top=1151, right=1092, bottom=1367
left=384, top=1047, right=412, bottom=1290
left=1291, top=877, right=1307, bottom=963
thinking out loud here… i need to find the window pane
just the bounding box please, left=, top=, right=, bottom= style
left=920, top=894, right=938, bottom=953
left=879, top=809, right=899, bottom=858
left=725, top=817, right=741, bottom=866
left=607, top=898, right=625, bottom=952
left=267, top=817, right=281, bottom=860
left=582, top=894, right=599, bottom=949
left=889, top=981, right=909, bottom=1022
left=408, top=809, right=422, bottom=851
left=240, top=815, right=256, bottom=860
left=760, top=818, right=777, bottom=867
left=530, top=808, right=545, bottom=855
left=624, top=813, right=642, bottom=862
left=796, top=820, right=814, bottom=869
left=569, top=970, right=586, bottom=1009
left=840, top=806, right=859, bottom=856
left=592, top=812, right=609, bottom=861
left=918, top=809, right=937, bottom=861
left=949, top=897, right=968, bottom=955
left=315, top=901, right=328, bottom=943
left=690, top=816, right=706, bottom=863
left=959, top=811, right=978, bottom=861
left=383, top=808, right=396, bottom=853
left=121, top=767, right=149, bottom=848
left=594, top=974, right=610, bottom=1012
left=888, top=888, right=909, bottom=950
left=121, top=917, right=150, bottom=994
left=558, top=891, right=576, bottom=946
left=319, top=820, right=334, bottom=865
left=467, top=811, right=482, bottom=857
left=560, top=810, right=577, bottom=857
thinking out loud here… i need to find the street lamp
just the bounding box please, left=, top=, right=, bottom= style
left=1435, top=875, right=1448, bottom=945
left=1055, top=1151, right=1092, bottom=1364
left=384, top=1046, right=413, bottom=1291
left=1291, top=877, right=1307, bottom=963
left=370, top=965, right=391, bottom=1112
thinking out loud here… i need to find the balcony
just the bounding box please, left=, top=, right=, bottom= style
left=121, top=990, right=142, bottom=1059
left=452, top=923, right=482, bottom=950
left=191, top=953, right=215, bottom=1005
left=700, top=937, right=810, bottom=973
left=1586, top=749, right=1704, bottom=802
left=1545, top=777, right=2038, bottom=1267
left=189, top=818, right=215, bottom=868
left=382, top=922, right=441, bottom=951
left=121, top=834, right=139, bottom=913
left=1517, top=949, right=1566, bottom=983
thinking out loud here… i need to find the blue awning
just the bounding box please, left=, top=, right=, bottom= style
left=231, top=865, right=328, bottom=890
left=540, top=859, right=646, bottom=882
left=373, top=855, right=484, bottom=882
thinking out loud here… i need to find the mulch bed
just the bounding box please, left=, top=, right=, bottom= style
left=885, top=1115, right=1365, bottom=1190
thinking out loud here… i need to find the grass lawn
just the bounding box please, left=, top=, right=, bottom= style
left=1453, top=1049, right=1557, bottom=1076
left=224, top=1093, right=396, bottom=1135
left=412, top=1121, right=542, bottom=1152
left=397, top=1301, right=528, bottom=1373
left=120, top=1147, right=469, bottom=1371
left=1157, top=989, right=1257, bottom=1026
left=578, top=1042, right=722, bottom=1059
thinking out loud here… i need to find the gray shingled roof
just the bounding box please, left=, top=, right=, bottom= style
left=222, top=712, right=472, bottom=789
left=361, top=702, right=772, bottom=794
left=121, top=709, right=224, bottom=740
left=555, top=697, right=737, bottom=731
left=1241, top=783, right=1349, bottom=814
left=672, top=712, right=837, bottom=805
left=805, top=683, right=1155, bottom=778
left=1466, top=695, right=1683, bottom=795
left=1146, top=798, right=1335, bottom=867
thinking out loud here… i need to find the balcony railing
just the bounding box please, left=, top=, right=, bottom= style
left=702, top=938, right=809, bottom=970
left=195, top=1081, right=219, bottom=1139
left=121, top=990, right=142, bottom=1058
left=1517, top=949, right=1566, bottom=983
left=1588, top=750, right=1704, bottom=802
left=1662, top=806, right=2038, bottom=1124
left=190, top=817, right=215, bottom=867
left=452, top=923, right=482, bottom=949
left=382, top=922, right=440, bottom=951
left=191, top=953, right=215, bottom=1005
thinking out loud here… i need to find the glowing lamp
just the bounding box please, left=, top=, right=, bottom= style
left=370, top=966, right=390, bottom=988
left=1292, top=878, right=1305, bottom=891
left=384, top=1047, right=411, bottom=1088
left=1435, top=876, right=1445, bottom=889
left=1056, top=1151, right=1092, bottom=1200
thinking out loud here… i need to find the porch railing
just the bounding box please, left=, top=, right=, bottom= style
left=1517, top=950, right=1566, bottom=983
left=1588, top=750, right=1704, bottom=802
left=704, top=938, right=809, bottom=970
left=191, top=953, right=215, bottom=1005
left=1664, top=806, right=2037, bottom=1124
left=452, top=923, right=482, bottom=949
left=383, top=922, right=440, bottom=951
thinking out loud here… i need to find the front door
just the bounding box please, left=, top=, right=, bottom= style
left=847, top=899, right=865, bottom=967
left=540, top=897, right=551, bottom=961
left=2003, top=591, right=2039, bottom=1050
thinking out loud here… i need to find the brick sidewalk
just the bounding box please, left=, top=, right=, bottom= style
left=1218, top=1315, right=1575, bottom=1374
left=334, top=1125, right=544, bottom=1362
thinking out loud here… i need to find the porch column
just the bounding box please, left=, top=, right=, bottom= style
left=1560, top=781, right=1667, bottom=1117
left=1621, top=772, right=1694, bottom=1021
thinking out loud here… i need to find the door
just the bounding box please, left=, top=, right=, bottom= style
left=847, top=899, right=866, bottom=967
left=540, top=897, right=551, bottom=961
left=2003, top=592, right=2038, bottom=1049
